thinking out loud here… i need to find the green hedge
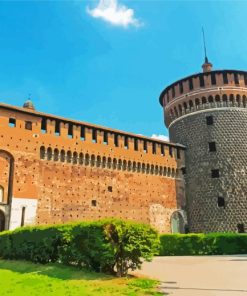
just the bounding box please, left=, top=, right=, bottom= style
left=159, top=233, right=247, bottom=256
left=0, top=219, right=159, bottom=277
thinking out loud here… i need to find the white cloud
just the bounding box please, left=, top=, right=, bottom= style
left=87, top=0, right=142, bottom=28
left=151, top=134, right=169, bottom=142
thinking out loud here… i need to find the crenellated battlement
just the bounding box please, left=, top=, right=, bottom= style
left=159, top=70, right=247, bottom=127
left=0, top=103, right=185, bottom=165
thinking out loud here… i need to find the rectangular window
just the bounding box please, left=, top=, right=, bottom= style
left=189, top=78, right=193, bottom=90
left=108, top=186, right=112, bottom=192
left=21, top=207, right=26, bottom=227
left=223, top=72, right=228, bottom=84
left=41, top=118, right=47, bottom=133
left=68, top=123, right=73, bottom=139
left=234, top=73, right=239, bottom=85
left=218, top=197, right=225, bottom=208
left=209, top=142, right=216, bottom=152
left=177, top=148, right=181, bottom=159
left=152, top=143, right=156, bottom=154
left=91, top=200, right=97, bottom=207
left=169, top=146, right=173, bottom=157
left=143, top=141, right=147, bottom=153
left=55, top=121, right=60, bottom=136
left=172, top=87, right=175, bottom=98
left=92, top=129, right=97, bottom=143
left=114, top=134, right=119, bottom=147
left=9, top=118, right=16, bottom=128
left=80, top=126, right=85, bottom=140
left=206, top=115, right=214, bottom=125
left=199, top=75, right=205, bottom=87
left=134, top=138, right=138, bottom=151
left=211, top=72, right=216, bottom=85
left=244, top=74, right=247, bottom=86
left=124, top=136, right=128, bottom=149
left=211, top=169, right=220, bottom=178
left=161, top=145, right=165, bottom=156
left=179, top=81, right=183, bottom=94
left=103, top=131, right=108, bottom=144
left=25, top=121, right=32, bottom=130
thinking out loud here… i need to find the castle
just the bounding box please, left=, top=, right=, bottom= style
left=0, top=58, right=246, bottom=233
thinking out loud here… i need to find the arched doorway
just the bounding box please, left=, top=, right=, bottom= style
left=0, top=210, right=5, bottom=232
left=0, top=150, right=14, bottom=205
left=171, top=211, right=185, bottom=233
left=0, top=186, right=3, bottom=203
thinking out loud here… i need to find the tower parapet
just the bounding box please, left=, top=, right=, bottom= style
left=160, top=69, right=247, bottom=128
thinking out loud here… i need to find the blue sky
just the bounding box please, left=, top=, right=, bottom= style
left=0, top=1, right=247, bottom=140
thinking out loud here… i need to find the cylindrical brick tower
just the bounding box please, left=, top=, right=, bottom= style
left=159, top=59, right=247, bottom=233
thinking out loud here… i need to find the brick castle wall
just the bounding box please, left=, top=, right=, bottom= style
left=0, top=103, right=185, bottom=233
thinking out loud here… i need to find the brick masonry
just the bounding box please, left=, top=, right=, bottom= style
left=0, top=103, right=186, bottom=233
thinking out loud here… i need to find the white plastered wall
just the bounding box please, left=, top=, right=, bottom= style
left=9, top=197, right=38, bottom=230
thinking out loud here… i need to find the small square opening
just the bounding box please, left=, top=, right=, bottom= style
left=9, top=118, right=16, bottom=128
left=237, top=223, right=245, bottom=233
left=181, top=167, right=186, bottom=175
left=217, top=197, right=225, bottom=208
left=211, top=169, right=219, bottom=178
left=25, top=121, right=32, bottom=130
left=91, top=200, right=97, bottom=207
left=209, top=142, right=216, bottom=152
left=206, top=116, right=214, bottom=125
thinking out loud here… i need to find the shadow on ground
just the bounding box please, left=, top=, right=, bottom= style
left=0, top=260, right=114, bottom=282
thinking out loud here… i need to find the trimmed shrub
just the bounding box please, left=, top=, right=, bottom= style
left=0, top=225, right=64, bottom=263
left=103, top=219, right=160, bottom=276
left=159, top=233, right=247, bottom=256
left=0, top=219, right=159, bottom=277
left=58, top=221, right=115, bottom=272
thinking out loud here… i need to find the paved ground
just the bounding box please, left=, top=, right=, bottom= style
left=136, top=255, right=247, bottom=296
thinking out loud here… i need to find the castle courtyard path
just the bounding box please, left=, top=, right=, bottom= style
left=135, top=255, right=247, bottom=296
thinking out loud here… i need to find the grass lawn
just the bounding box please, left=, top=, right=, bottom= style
left=0, top=260, right=162, bottom=296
